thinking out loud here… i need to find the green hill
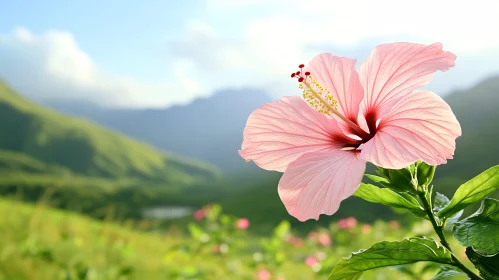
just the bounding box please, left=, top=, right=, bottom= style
left=0, top=150, right=71, bottom=175
left=0, top=82, right=219, bottom=184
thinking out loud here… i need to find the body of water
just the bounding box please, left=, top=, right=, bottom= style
left=142, top=206, right=194, bottom=219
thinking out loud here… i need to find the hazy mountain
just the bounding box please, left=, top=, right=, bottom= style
left=45, top=88, right=273, bottom=172
left=435, top=75, right=499, bottom=186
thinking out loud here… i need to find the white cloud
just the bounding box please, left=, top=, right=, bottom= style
left=205, top=0, right=499, bottom=52
left=0, top=28, right=203, bottom=108
left=171, top=0, right=499, bottom=98
left=172, top=59, right=205, bottom=94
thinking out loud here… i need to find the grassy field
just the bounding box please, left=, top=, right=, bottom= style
left=0, top=198, right=475, bottom=280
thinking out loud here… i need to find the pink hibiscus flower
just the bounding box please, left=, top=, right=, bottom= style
left=338, top=217, right=358, bottom=230
left=318, top=233, right=332, bottom=246
left=257, top=269, right=272, bottom=280
left=307, top=231, right=318, bottom=241
left=193, top=209, right=206, bottom=220
left=305, top=256, right=319, bottom=267
left=236, top=218, right=250, bottom=230
left=285, top=234, right=304, bottom=248
left=239, top=42, right=461, bottom=221
left=361, top=224, right=372, bottom=234
left=389, top=220, right=401, bottom=230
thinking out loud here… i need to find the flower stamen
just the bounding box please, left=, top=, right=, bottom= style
left=300, top=76, right=338, bottom=114
left=291, top=64, right=369, bottom=138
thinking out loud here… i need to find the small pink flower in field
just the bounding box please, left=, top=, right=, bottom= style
left=286, top=235, right=304, bottom=248
left=257, top=269, right=272, bottom=280
left=389, top=220, right=400, bottom=230
left=361, top=224, right=372, bottom=234
left=305, top=256, right=318, bottom=267
left=315, top=251, right=327, bottom=261
left=338, top=217, right=358, bottom=229
left=236, top=218, right=250, bottom=230
left=277, top=277, right=286, bottom=280
left=318, top=233, right=331, bottom=246
left=193, top=209, right=205, bottom=220
left=239, top=42, right=460, bottom=221
left=308, top=231, right=318, bottom=241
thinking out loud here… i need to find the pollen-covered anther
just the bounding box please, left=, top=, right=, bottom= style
left=301, top=75, right=338, bottom=114
left=290, top=64, right=338, bottom=115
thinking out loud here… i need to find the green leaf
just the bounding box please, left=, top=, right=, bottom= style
left=431, top=266, right=467, bottom=280
left=434, top=192, right=463, bottom=226
left=417, top=161, right=436, bottom=187
left=392, top=265, right=418, bottom=277
left=421, top=262, right=443, bottom=274
left=388, top=167, right=418, bottom=192
left=328, top=237, right=453, bottom=280
left=446, top=210, right=463, bottom=227
left=220, top=214, right=231, bottom=226
left=353, top=183, right=425, bottom=217
left=465, top=247, right=499, bottom=280
left=453, top=198, right=499, bottom=256
left=206, top=204, right=222, bottom=220
left=374, top=166, right=418, bottom=192
left=434, top=192, right=451, bottom=212
left=376, top=166, right=391, bottom=179
left=438, top=165, right=499, bottom=219
left=365, top=174, right=393, bottom=188
left=187, top=223, right=205, bottom=240
left=273, top=220, right=290, bottom=239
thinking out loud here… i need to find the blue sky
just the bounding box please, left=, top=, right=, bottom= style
left=0, top=0, right=203, bottom=81
left=1, top=0, right=499, bottom=107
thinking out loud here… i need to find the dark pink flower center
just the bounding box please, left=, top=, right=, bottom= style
left=290, top=64, right=379, bottom=151
left=341, top=111, right=378, bottom=150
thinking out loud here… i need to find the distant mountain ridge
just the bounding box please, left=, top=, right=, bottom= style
left=45, top=88, right=273, bottom=172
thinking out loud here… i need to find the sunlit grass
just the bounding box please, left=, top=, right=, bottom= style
left=0, top=198, right=474, bottom=280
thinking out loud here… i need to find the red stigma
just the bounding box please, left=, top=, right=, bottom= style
left=290, top=63, right=310, bottom=83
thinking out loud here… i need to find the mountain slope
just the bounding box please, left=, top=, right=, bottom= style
left=434, top=75, right=499, bottom=192
left=0, top=82, right=219, bottom=184
left=46, top=88, right=272, bottom=172
left=0, top=150, right=71, bottom=175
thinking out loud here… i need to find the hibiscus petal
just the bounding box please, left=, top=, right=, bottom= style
left=359, top=90, right=461, bottom=169
left=278, top=150, right=366, bottom=221
left=306, top=54, right=365, bottom=121
left=359, top=42, right=456, bottom=118
left=239, top=96, right=352, bottom=172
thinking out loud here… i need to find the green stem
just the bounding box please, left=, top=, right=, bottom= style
left=417, top=193, right=483, bottom=280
